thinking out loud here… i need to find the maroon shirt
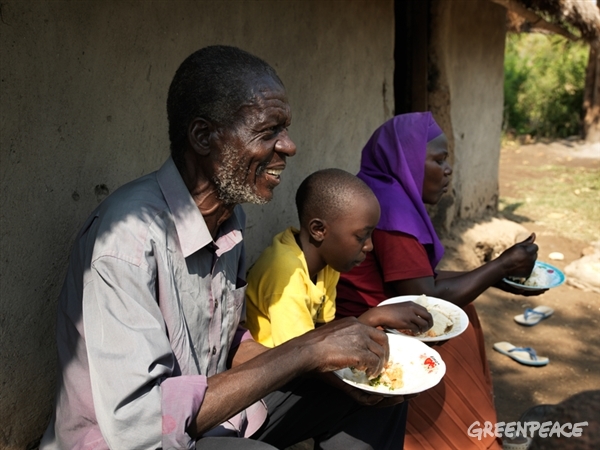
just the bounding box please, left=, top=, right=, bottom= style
left=336, top=229, right=434, bottom=318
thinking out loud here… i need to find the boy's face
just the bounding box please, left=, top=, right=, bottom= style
left=321, top=194, right=381, bottom=273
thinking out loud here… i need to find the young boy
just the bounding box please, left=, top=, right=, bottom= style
left=245, top=168, right=432, bottom=348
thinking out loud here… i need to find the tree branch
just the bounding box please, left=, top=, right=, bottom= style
left=490, top=0, right=580, bottom=41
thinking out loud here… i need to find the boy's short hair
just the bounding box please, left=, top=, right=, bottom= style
left=295, top=168, right=375, bottom=226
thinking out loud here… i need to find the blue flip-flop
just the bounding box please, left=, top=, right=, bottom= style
left=514, top=306, right=554, bottom=326
left=493, top=341, right=549, bottom=366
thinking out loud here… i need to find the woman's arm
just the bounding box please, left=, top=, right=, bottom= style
left=389, top=234, right=542, bottom=307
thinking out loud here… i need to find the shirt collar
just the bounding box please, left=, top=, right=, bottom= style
left=156, top=157, right=211, bottom=257
left=156, top=157, right=245, bottom=257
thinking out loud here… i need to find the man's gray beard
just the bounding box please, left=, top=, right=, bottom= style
left=213, top=145, right=270, bottom=205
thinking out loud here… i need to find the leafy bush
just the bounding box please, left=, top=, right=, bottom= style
left=503, top=33, right=589, bottom=139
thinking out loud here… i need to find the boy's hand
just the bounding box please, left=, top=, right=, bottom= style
left=358, top=302, right=433, bottom=335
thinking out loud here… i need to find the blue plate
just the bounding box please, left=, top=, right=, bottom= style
left=503, top=261, right=566, bottom=290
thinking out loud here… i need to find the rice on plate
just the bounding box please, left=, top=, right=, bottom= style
left=505, top=261, right=566, bottom=290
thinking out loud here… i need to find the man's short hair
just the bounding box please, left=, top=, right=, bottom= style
left=167, top=45, right=282, bottom=166
left=295, top=168, right=375, bottom=226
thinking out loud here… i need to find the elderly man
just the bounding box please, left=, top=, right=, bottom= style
left=41, top=46, right=406, bottom=450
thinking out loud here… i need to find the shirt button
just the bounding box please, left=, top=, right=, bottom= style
left=212, top=346, right=217, bottom=355
left=214, top=299, right=218, bottom=309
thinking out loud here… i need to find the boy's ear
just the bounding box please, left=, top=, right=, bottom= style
left=308, top=218, right=327, bottom=242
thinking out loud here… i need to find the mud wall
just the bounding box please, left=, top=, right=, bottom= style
left=428, top=0, right=507, bottom=230
left=0, top=1, right=394, bottom=447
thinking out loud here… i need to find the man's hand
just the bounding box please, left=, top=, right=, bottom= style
left=293, top=317, right=390, bottom=378
left=326, top=372, right=421, bottom=408
left=358, top=302, right=433, bottom=335
left=321, top=371, right=407, bottom=406
left=193, top=318, right=391, bottom=436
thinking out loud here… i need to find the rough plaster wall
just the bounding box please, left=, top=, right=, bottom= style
left=0, top=1, right=394, bottom=447
left=428, top=0, right=506, bottom=230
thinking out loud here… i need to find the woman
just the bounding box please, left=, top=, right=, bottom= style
left=336, top=112, right=543, bottom=450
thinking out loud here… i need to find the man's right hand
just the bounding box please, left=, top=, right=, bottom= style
left=294, top=317, right=390, bottom=378
left=320, top=371, right=406, bottom=406
left=194, top=317, right=391, bottom=436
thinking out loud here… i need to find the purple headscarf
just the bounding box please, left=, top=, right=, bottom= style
left=357, top=112, right=445, bottom=268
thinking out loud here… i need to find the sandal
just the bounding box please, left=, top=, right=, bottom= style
left=502, top=436, right=532, bottom=450
left=514, top=306, right=554, bottom=326
left=493, top=342, right=549, bottom=366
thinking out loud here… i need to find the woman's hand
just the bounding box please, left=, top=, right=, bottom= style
left=494, top=279, right=548, bottom=297
left=384, top=235, right=542, bottom=308
left=497, top=233, right=539, bottom=278
left=493, top=233, right=547, bottom=297
left=358, top=302, right=433, bottom=335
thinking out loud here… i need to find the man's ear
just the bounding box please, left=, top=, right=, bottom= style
left=188, top=118, right=213, bottom=156
left=308, top=218, right=327, bottom=242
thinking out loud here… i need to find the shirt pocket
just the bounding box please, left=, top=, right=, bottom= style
left=223, top=280, right=247, bottom=347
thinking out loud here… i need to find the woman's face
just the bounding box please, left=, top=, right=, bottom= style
left=422, top=134, right=452, bottom=205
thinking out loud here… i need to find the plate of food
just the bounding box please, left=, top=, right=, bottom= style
left=334, top=333, right=446, bottom=395
left=377, top=294, right=469, bottom=342
left=503, top=261, right=566, bottom=291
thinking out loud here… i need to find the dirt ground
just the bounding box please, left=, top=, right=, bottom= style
left=468, top=140, right=600, bottom=425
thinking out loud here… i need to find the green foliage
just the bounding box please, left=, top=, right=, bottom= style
left=503, top=33, right=589, bottom=139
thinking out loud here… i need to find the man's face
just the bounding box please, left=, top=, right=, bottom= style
left=212, top=76, right=296, bottom=205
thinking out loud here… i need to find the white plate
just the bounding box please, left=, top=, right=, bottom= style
left=378, top=295, right=469, bottom=342
left=334, top=333, right=446, bottom=395
left=503, top=261, right=566, bottom=291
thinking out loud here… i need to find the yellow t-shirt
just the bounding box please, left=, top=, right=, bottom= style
left=244, top=227, right=339, bottom=348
